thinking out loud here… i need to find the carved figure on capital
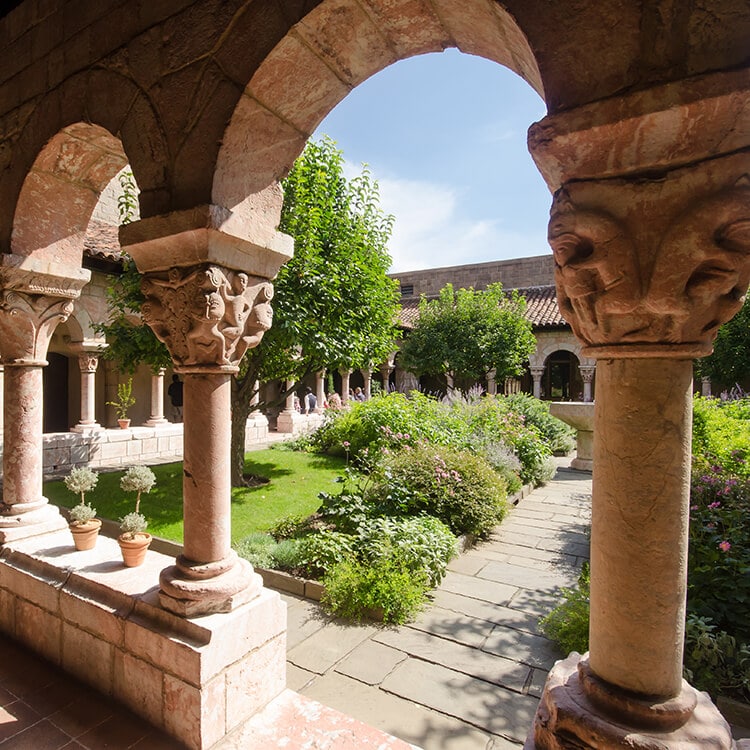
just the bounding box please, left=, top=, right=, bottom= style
left=141, top=264, right=274, bottom=369
left=548, top=191, right=642, bottom=345
left=0, top=290, right=74, bottom=365
left=646, top=179, right=750, bottom=348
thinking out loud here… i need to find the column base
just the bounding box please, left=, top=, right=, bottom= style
left=525, top=653, right=737, bottom=750
left=144, top=417, right=170, bottom=427
left=71, top=422, right=103, bottom=433
left=570, top=458, right=593, bottom=472
left=276, top=409, right=305, bottom=434
left=0, top=502, right=67, bottom=543
left=159, top=554, right=263, bottom=617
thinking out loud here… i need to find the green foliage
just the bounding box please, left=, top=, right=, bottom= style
left=357, top=515, right=457, bottom=587
left=684, top=614, right=750, bottom=700
left=119, top=511, right=148, bottom=538
left=235, top=532, right=277, bottom=569
left=120, top=465, right=156, bottom=514
left=322, top=558, right=428, bottom=624
left=268, top=514, right=311, bottom=540
left=117, top=169, right=138, bottom=225
left=696, top=291, right=750, bottom=389
left=270, top=539, right=306, bottom=572
left=540, top=562, right=591, bottom=655
left=369, top=443, right=507, bottom=537
left=399, top=283, right=536, bottom=384
left=692, top=396, right=750, bottom=477
left=64, top=467, right=99, bottom=505
left=106, top=378, right=137, bottom=420
left=69, top=502, right=97, bottom=525
left=295, top=531, right=356, bottom=578
left=505, top=393, right=576, bottom=454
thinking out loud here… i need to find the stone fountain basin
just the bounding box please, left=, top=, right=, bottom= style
left=550, top=402, right=594, bottom=472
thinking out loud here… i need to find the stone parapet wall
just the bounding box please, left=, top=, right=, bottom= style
left=390, top=255, right=555, bottom=298
left=0, top=533, right=287, bottom=749
left=40, top=418, right=269, bottom=475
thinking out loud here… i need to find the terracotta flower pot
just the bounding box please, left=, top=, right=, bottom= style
left=118, top=533, right=152, bottom=567
left=69, top=519, right=102, bottom=551
left=117, top=418, right=131, bottom=429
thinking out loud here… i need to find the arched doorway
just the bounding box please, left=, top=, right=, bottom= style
left=543, top=350, right=581, bottom=401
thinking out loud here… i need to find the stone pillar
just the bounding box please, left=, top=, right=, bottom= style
left=700, top=375, right=712, bottom=397
left=379, top=360, right=394, bottom=393
left=486, top=369, right=497, bottom=396
left=530, top=366, right=544, bottom=399
left=314, top=369, right=326, bottom=413
left=135, top=261, right=277, bottom=616
left=0, top=260, right=90, bottom=542
left=579, top=364, right=596, bottom=402
left=0, top=366, right=4, bottom=440
left=277, top=379, right=303, bottom=433
left=339, top=368, right=351, bottom=404
left=73, top=352, right=101, bottom=430
left=361, top=366, right=372, bottom=399
left=145, top=368, right=169, bottom=426
left=525, top=83, right=749, bottom=748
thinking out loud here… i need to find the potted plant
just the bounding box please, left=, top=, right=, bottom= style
left=117, top=465, right=156, bottom=567
left=107, top=378, right=136, bottom=429
left=64, top=466, right=101, bottom=551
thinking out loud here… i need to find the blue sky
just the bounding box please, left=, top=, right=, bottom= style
left=314, top=48, right=552, bottom=274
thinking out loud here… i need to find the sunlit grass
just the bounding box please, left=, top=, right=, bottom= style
left=45, top=447, right=346, bottom=544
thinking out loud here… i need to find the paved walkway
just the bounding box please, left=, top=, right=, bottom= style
left=279, top=465, right=593, bottom=750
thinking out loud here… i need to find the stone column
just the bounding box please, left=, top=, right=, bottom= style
left=145, top=368, right=168, bottom=426
left=0, top=366, right=4, bottom=441
left=76, top=353, right=100, bottom=430
left=277, top=379, right=302, bottom=433
left=136, top=261, right=277, bottom=616
left=314, top=369, right=326, bottom=413
left=579, top=364, right=596, bottom=402
left=379, top=360, right=394, bottom=393
left=700, top=375, right=712, bottom=397
left=530, top=366, right=544, bottom=399
left=486, top=369, right=497, bottom=396
left=525, top=100, right=749, bottom=747
left=361, top=366, right=372, bottom=399
left=339, top=368, right=351, bottom=404
left=0, top=261, right=90, bottom=542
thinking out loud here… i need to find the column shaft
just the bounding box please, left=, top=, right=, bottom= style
left=146, top=369, right=168, bottom=425
left=590, top=358, right=691, bottom=698
left=182, top=372, right=232, bottom=563
left=3, top=366, right=44, bottom=508
left=315, top=370, right=325, bottom=413
left=340, top=370, right=351, bottom=404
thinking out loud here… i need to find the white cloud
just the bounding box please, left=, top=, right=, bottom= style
left=375, top=175, right=549, bottom=273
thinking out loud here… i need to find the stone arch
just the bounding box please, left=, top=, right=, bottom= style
left=2, top=68, right=169, bottom=257
left=212, top=0, right=544, bottom=235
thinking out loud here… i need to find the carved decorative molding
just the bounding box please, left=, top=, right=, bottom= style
left=141, top=264, right=274, bottom=371
left=549, top=179, right=750, bottom=358
left=579, top=365, right=596, bottom=383
left=0, top=291, right=74, bottom=365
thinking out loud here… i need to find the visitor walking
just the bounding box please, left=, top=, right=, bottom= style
left=167, top=374, right=184, bottom=422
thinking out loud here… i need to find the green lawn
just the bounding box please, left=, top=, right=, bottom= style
left=45, top=448, right=346, bottom=544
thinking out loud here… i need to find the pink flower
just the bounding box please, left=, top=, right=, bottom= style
left=342, top=441, right=350, bottom=448
left=719, top=540, right=731, bottom=553
left=708, top=501, right=721, bottom=510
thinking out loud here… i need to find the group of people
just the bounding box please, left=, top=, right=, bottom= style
left=294, top=385, right=368, bottom=414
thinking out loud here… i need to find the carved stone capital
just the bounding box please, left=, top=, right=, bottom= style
left=141, top=264, right=274, bottom=372
left=530, top=367, right=545, bottom=379
left=579, top=365, right=596, bottom=383
left=549, top=161, right=750, bottom=359
left=0, top=291, right=75, bottom=365
left=77, top=353, right=99, bottom=373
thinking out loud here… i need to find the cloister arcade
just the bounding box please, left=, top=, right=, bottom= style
left=0, top=1, right=748, bottom=748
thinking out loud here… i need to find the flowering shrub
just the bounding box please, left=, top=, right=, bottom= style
left=692, top=396, right=750, bottom=476
left=368, top=443, right=507, bottom=537
left=688, top=461, right=750, bottom=641
left=505, top=393, right=576, bottom=454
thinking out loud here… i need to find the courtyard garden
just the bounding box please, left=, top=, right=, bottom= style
left=541, top=394, right=750, bottom=703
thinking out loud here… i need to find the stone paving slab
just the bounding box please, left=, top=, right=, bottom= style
left=373, top=626, right=532, bottom=693
left=380, top=658, right=539, bottom=743
left=476, top=560, right=578, bottom=590
left=287, top=620, right=378, bottom=674
left=407, top=605, right=498, bottom=648
left=334, top=639, right=408, bottom=686
left=302, top=671, right=495, bottom=750
left=440, top=570, right=519, bottom=605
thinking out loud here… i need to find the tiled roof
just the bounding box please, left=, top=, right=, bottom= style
left=397, top=284, right=568, bottom=331
left=83, top=220, right=125, bottom=264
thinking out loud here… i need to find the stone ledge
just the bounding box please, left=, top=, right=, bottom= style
left=225, top=688, right=420, bottom=749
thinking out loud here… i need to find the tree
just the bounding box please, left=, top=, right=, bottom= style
left=399, top=282, right=536, bottom=389
left=97, top=140, right=400, bottom=485
left=229, top=137, right=400, bottom=483
left=696, top=290, right=750, bottom=390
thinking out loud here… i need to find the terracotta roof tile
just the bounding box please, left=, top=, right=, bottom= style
left=83, top=220, right=125, bottom=263
left=397, top=284, right=568, bottom=331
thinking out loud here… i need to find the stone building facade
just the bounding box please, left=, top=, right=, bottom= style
left=0, top=2, right=747, bottom=749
